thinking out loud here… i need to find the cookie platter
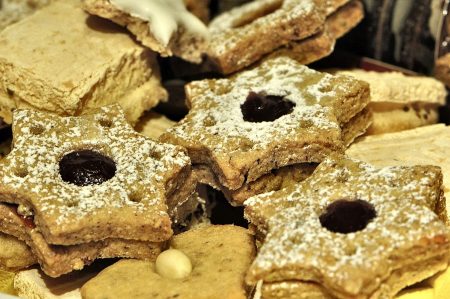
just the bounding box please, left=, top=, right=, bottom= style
left=0, top=0, right=450, bottom=299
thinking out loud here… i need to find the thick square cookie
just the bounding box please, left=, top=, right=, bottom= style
left=0, top=0, right=167, bottom=124
left=333, top=69, right=447, bottom=135
left=161, top=57, right=370, bottom=190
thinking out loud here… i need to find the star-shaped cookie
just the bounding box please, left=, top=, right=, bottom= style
left=0, top=105, right=191, bottom=245
left=161, top=57, right=370, bottom=190
left=244, top=157, right=450, bottom=299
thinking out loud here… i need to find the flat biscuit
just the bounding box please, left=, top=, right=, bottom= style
left=81, top=225, right=256, bottom=299
left=207, top=0, right=327, bottom=74
left=0, top=232, right=35, bottom=271
left=82, top=0, right=209, bottom=63
left=347, top=124, right=450, bottom=223
left=0, top=203, right=163, bottom=277
left=334, top=69, right=447, bottom=135
left=0, top=105, right=192, bottom=245
left=0, top=0, right=167, bottom=124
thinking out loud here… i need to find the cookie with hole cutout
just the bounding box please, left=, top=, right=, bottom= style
left=244, top=156, right=450, bottom=299
left=160, top=56, right=370, bottom=193
left=0, top=105, right=193, bottom=246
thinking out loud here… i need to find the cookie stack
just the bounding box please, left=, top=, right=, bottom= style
left=0, top=105, right=198, bottom=277
left=0, top=1, right=449, bottom=299
left=208, top=0, right=364, bottom=75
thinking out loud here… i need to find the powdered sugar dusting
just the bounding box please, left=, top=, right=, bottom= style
left=0, top=105, right=190, bottom=238
left=209, top=0, right=316, bottom=56
left=166, top=57, right=344, bottom=154
left=245, top=158, right=450, bottom=296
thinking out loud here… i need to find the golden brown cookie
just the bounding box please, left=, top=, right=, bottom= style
left=81, top=225, right=256, bottom=299
left=267, top=0, right=364, bottom=66
left=245, top=157, right=449, bottom=299
left=82, top=0, right=209, bottom=63
left=333, top=69, right=447, bottom=135
left=160, top=57, right=370, bottom=191
left=207, top=0, right=327, bottom=74
left=0, top=203, right=162, bottom=277
left=347, top=124, right=450, bottom=222
left=0, top=105, right=192, bottom=245
left=0, top=232, right=35, bottom=272
left=0, top=0, right=167, bottom=125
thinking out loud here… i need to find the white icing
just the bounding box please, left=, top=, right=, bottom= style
left=110, top=0, right=208, bottom=46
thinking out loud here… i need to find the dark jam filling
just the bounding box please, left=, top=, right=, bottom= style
left=59, top=150, right=116, bottom=186
left=241, top=91, right=296, bottom=122
left=319, top=199, right=376, bottom=234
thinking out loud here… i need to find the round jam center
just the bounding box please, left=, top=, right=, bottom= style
left=59, top=150, right=116, bottom=186
left=241, top=91, right=296, bottom=122
left=319, top=199, right=376, bottom=234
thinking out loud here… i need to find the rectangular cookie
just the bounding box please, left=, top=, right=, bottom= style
left=0, top=0, right=167, bottom=124
left=334, top=69, right=447, bottom=135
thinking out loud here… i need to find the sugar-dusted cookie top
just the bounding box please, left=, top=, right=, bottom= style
left=208, top=0, right=326, bottom=74
left=0, top=105, right=191, bottom=245
left=161, top=57, right=370, bottom=190
left=81, top=225, right=256, bottom=299
left=245, top=157, right=450, bottom=299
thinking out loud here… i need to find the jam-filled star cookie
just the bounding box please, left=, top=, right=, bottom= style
left=0, top=105, right=193, bottom=246
left=161, top=57, right=370, bottom=194
left=81, top=225, right=256, bottom=299
left=245, top=157, right=450, bottom=299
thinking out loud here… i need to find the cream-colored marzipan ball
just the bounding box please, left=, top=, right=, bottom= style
left=155, top=249, right=192, bottom=279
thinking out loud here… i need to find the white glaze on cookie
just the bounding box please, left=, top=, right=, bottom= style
left=110, top=0, right=208, bottom=45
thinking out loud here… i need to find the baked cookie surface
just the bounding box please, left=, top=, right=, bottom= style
left=161, top=57, right=370, bottom=190
left=0, top=105, right=191, bottom=245
left=245, top=157, right=449, bottom=299
left=81, top=225, right=256, bottom=299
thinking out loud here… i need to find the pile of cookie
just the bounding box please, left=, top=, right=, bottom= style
left=0, top=0, right=449, bottom=299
